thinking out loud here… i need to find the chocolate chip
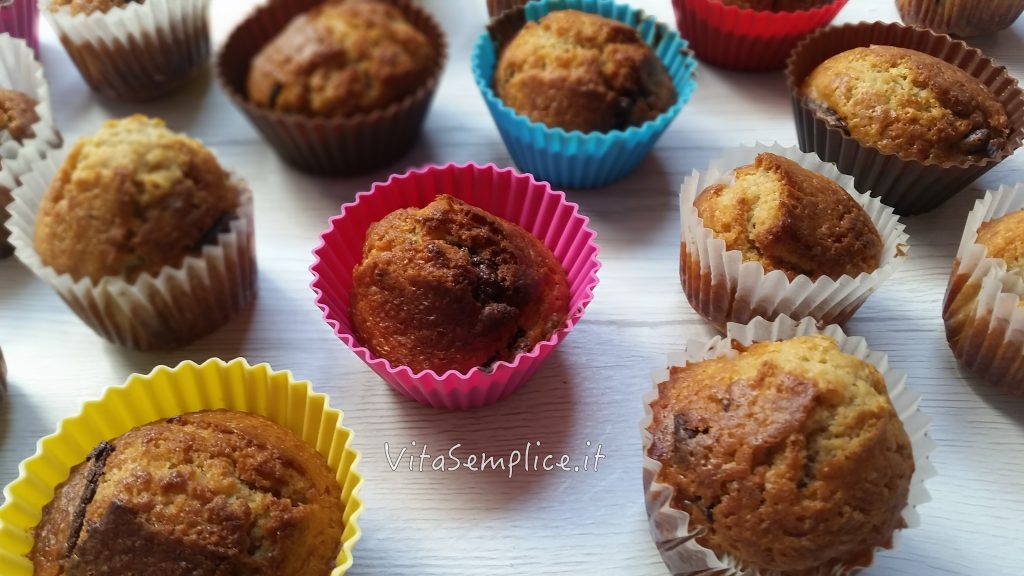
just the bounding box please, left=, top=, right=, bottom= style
left=267, top=82, right=284, bottom=110
left=673, top=414, right=708, bottom=441
left=958, top=128, right=992, bottom=156
left=66, top=441, right=116, bottom=558
left=806, top=98, right=849, bottom=135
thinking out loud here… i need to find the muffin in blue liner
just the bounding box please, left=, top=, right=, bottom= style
left=472, top=0, right=697, bottom=189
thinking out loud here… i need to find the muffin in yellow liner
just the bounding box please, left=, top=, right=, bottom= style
left=0, top=357, right=364, bottom=575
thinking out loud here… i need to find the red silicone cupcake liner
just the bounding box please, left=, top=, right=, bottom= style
left=310, top=163, right=601, bottom=410
left=670, top=0, right=848, bottom=71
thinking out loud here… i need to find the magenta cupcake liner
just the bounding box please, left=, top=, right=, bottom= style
left=310, top=163, right=601, bottom=410
left=0, top=3, right=39, bottom=56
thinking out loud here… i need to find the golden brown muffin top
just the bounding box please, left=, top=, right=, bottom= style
left=801, top=45, right=1009, bottom=164
left=31, top=410, right=345, bottom=576
left=48, top=0, right=144, bottom=16
left=0, top=88, right=39, bottom=143
left=718, top=0, right=832, bottom=10
left=494, top=9, right=677, bottom=133
left=977, top=209, right=1024, bottom=272
left=694, top=152, right=883, bottom=280
left=351, top=194, right=570, bottom=374
left=247, top=0, right=436, bottom=118
left=647, top=335, right=914, bottom=574
left=33, top=115, right=238, bottom=283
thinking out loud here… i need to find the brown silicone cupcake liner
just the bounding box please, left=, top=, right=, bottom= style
left=40, top=0, right=212, bottom=102
left=786, top=21, right=1024, bottom=216
left=486, top=0, right=528, bottom=19
left=897, top=0, right=1024, bottom=37
left=216, top=0, right=447, bottom=177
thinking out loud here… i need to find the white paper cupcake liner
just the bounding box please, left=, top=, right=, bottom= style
left=5, top=150, right=257, bottom=350
left=0, top=33, right=61, bottom=257
left=642, top=315, right=937, bottom=575
left=680, top=143, right=909, bottom=333
left=39, top=0, right=211, bottom=101
left=943, top=184, right=1024, bottom=391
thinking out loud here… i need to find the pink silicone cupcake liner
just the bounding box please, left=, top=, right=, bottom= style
left=310, top=163, right=601, bottom=410
left=0, top=2, right=39, bottom=56
left=671, top=0, right=848, bottom=71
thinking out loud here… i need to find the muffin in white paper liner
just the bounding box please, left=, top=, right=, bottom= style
left=0, top=33, right=61, bottom=257
left=39, top=0, right=211, bottom=101
left=943, top=184, right=1024, bottom=392
left=641, top=315, right=936, bottom=575
left=5, top=151, right=256, bottom=351
left=680, top=143, right=909, bottom=333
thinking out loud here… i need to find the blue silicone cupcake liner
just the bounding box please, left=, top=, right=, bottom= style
left=472, top=0, right=697, bottom=189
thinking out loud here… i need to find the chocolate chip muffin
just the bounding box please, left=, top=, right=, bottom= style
left=247, top=0, right=437, bottom=118
left=693, top=152, right=883, bottom=280
left=494, top=9, right=677, bottom=133
left=718, top=0, right=833, bottom=10
left=33, top=114, right=241, bottom=283
left=646, top=335, right=914, bottom=574
left=351, top=194, right=570, bottom=374
left=30, top=410, right=345, bottom=576
left=0, top=88, right=39, bottom=144
left=47, top=0, right=143, bottom=16
left=801, top=45, right=1010, bottom=164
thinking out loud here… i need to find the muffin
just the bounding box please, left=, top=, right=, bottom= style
left=646, top=334, right=915, bottom=573
left=29, top=409, right=345, bottom=576
left=494, top=9, right=677, bottom=133
left=40, top=0, right=211, bottom=101
left=0, top=88, right=39, bottom=144
left=351, top=194, right=570, bottom=375
left=800, top=45, right=1009, bottom=165
left=693, top=152, right=882, bottom=281
left=718, top=0, right=832, bottom=10
left=34, top=115, right=240, bottom=283
left=897, top=0, right=1024, bottom=37
left=247, top=0, right=436, bottom=119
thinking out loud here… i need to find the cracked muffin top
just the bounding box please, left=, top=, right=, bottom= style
left=646, top=335, right=914, bottom=574
left=33, top=114, right=239, bottom=283
left=48, top=0, right=144, bottom=15
left=247, top=0, right=436, bottom=118
left=693, top=152, right=883, bottom=280
left=350, top=194, right=570, bottom=374
left=976, top=208, right=1024, bottom=275
left=800, top=45, right=1009, bottom=164
left=30, top=410, right=345, bottom=576
left=493, top=9, right=677, bottom=133
left=717, top=0, right=833, bottom=10
left=0, top=88, right=39, bottom=145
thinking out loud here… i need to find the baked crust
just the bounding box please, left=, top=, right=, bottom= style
left=351, top=194, right=570, bottom=374
left=0, top=88, right=39, bottom=143
left=647, top=335, right=914, bottom=574
left=493, top=9, right=676, bottom=133
left=975, top=209, right=1024, bottom=274
left=48, top=0, right=144, bottom=16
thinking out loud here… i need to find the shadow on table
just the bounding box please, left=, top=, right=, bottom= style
left=0, top=379, right=49, bottom=461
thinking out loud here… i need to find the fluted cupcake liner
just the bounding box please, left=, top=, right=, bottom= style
left=0, top=346, right=6, bottom=406
left=787, top=21, right=1024, bottom=215
left=215, top=0, right=447, bottom=177
left=897, top=0, right=1024, bottom=37
left=472, top=0, right=697, bottom=189
left=0, top=1, right=39, bottom=55
left=943, top=184, right=1024, bottom=392
left=670, top=0, right=848, bottom=71
left=39, top=0, right=211, bottom=101
left=680, top=143, right=908, bottom=333
left=0, top=33, right=61, bottom=259
left=5, top=151, right=257, bottom=351
left=0, top=358, right=364, bottom=576
left=642, top=315, right=936, bottom=575
left=486, top=0, right=527, bottom=18
left=310, top=162, right=601, bottom=410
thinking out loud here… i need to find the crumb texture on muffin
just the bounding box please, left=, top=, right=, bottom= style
left=717, top=0, right=832, bottom=11
left=800, top=45, right=1009, bottom=164
left=693, top=152, right=883, bottom=280
left=493, top=9, right=677, bottom=133
left=350, top=194, right=570, bottom=374
left=976, top=209, right=1024, bottom=273
left=247, top=0, right=436, bottom=118
left=30, top=410, right=345, bottom=576
left=48, top=0, right=144, bottom=16
left=33, top=114, right=239, bottom=282
left=647, top=335, right=914, bottom=574
left=0, top=88, right=39, bottom=144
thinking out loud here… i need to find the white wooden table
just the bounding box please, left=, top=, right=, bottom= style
left=3, top=1, right=1023, bottom=574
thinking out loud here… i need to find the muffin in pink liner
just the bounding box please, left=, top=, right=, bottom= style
left=0, top=1, right=39, bottom=55
left=311, top=163, right=600, bottom=411
left=943, top=184, right=1024, bottom=393
left=670, top=0, right=848, bottom=71
left=680, top=142, right=908, bottom=333
left=642, top=315, right=936, bottom=575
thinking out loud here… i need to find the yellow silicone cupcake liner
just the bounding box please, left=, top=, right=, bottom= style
left=0, top=358, right=364, bottom=575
